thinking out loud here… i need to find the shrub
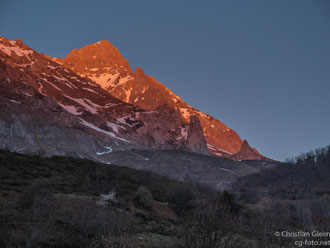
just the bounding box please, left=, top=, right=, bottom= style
left=178, top=195, right=242, bottom=248
left=133, top=186, right=154, bottom=210
left=168, top=187, right=195, bottom=216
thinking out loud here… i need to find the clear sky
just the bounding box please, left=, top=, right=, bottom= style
left=1, top=0, right=330, bottom=161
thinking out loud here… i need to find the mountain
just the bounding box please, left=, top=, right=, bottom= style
left=0, top=36, right=277, bottom=189
left=229, top=140, right=273, bottom=161
left=54, top=40, right=262, bottom=158
left=0, top=36, right=215, bottom=157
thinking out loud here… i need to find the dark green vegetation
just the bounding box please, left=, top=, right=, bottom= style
left=235, top=146, right=330, bottom=201
left=1, top=145, right=330, bottom=247
left=0, top=149, right=187, bottom=203
left=0, top=150, right=240, bottom=247
left=233, top=145, right=330, bottom=247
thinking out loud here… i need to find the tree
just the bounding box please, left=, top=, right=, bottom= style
left=133, top=186, right=154, bottom=210
left=178, top=195, right=242, bottom=248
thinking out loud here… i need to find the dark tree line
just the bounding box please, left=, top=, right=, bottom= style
left=233, top=145, right=330, bottom=202
left=1, top=145, right=330, bottom=247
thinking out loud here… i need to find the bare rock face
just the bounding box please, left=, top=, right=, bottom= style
left=0, top=36, right=211, bottom=157
left=186, top=116, right=209, bottom=155
left=54, top=40, right=250, bottom=157
left=55, top=40, right=131, bottom=74
left=54, top=41, right=133, bottom=91
left=0, top=35, right=271, bottom=161
left=229, top=140, right=272, bottom=161
left=0, top=35, right=276, bottom=189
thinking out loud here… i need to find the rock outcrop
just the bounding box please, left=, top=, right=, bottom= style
left=0, top=35, right=275, bottom=190
left=229, top=140, right=272, bottom=161
left=186, top=116, right=209, bottom=155
left=0, top=36, right=209, bottom=156
left=54, top=40, right=247, bottom=157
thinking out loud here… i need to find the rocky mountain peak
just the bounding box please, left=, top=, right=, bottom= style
left=242, top=140, right=260, bottom=155
left=49, top=38, right=271, bottom=160
left=187, top=116, right=209, bottom=155
left=54, top=40, right=131, bottom=74
left=0, top=36, right=34, bottom=64
left=134, top=66, right=144, bottom=76
left=229, top=139, right=272, bottom=161
left=1, top=36, right=219, bottom=158
left=13, top=39, right=30, bottom=50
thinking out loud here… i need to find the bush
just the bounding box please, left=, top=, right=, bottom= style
left=133, top=186, right=154, bottom=210
left=178, top=195, right=242, bottom=248
left=168, top=187, right=195, bottom=216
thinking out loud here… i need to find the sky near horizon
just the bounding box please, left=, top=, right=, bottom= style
left=1, top=0, right=330, bottom=161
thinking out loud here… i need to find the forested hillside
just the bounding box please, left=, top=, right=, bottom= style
left=1, top=147, right=330, bottom=247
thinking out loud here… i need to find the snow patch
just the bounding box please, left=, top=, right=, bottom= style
left=87, top=72, right=120, bottom=89
left=176, top=126, right=189, bottom=140
left=9, top=99, right=21, bottom=104
left=37, top=83, right=47, bottom=96
left=103, top=103, right=117, bottom=108
left=110, top=75, right=134, bottom=96
left=63, top=95, right=99, bottom=114
left=124, top=86, right=132, bottom=102
left=21, top=92, right=32, bottom=97
left=41, top=78, right=63, bottom=92
left=106, top=122, right=125, bottom=133
left=143, top=111, right=158, bottom=114
left=0, top=43, right=33, bottom=57
left=197, top=111, right=209, bottom=120
left=57, top=102, right=82, bottom=116
left=141, top=86, right=148, bottom=94
left=220, top=168, right=234, bottom=173
left=47, top=65, right=58, bottom=70
left=179, top=107, right=191, bottom=121
left=83, top=88, right=100, bottom=95
left=51, top=74, right=78, bottom=89
left=80, top=118, right=131, bottom=143
left=96, top=146, right=113, bottom=155
left=207, top=144, right=233, bottom=155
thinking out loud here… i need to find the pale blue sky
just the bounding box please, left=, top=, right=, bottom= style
left=1, top=0, right=330, bottom=161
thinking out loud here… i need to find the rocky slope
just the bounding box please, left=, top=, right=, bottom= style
left=0, top=36, right=209, bottom=157
left=94, top=148, right=268, bottom=190
left=54, top=41, right=255, bottom=157
left=0, top=36, right=276, bottom=189
left=229, top=140, right=273, bottom=161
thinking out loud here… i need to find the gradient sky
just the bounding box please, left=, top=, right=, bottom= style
left=1, top=0, right=330, bottom=161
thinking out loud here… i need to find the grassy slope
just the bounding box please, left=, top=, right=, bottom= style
left=0, top=149, right=201, bottom=247
left=0, top=149, right=188, bottom=201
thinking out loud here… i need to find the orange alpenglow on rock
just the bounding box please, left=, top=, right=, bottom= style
left=53, top=40, right=270, bottom=160
left=229, top=140, right=273, bottom=161
left=0, top=35, right=212, bottom=156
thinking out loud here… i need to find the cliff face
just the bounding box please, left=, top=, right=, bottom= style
left=0, top=35, right=275, bottom=191
left=186, top=116, right=209, bottom=155
left=0, top=35, right=271, bottom=161
left=55, top=41, right=247, bottom=157
left=55, top=40, right=131, bottom=74
left=229, top=140, right=273, bottom=161
left=0, top=36, right=208, bottom=156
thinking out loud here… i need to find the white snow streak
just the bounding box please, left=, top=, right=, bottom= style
left=0, top=43, right=33, bottom=57
left=79, top=119, right=131, bottom=143
left=57, top=102, right=82, bottom=115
